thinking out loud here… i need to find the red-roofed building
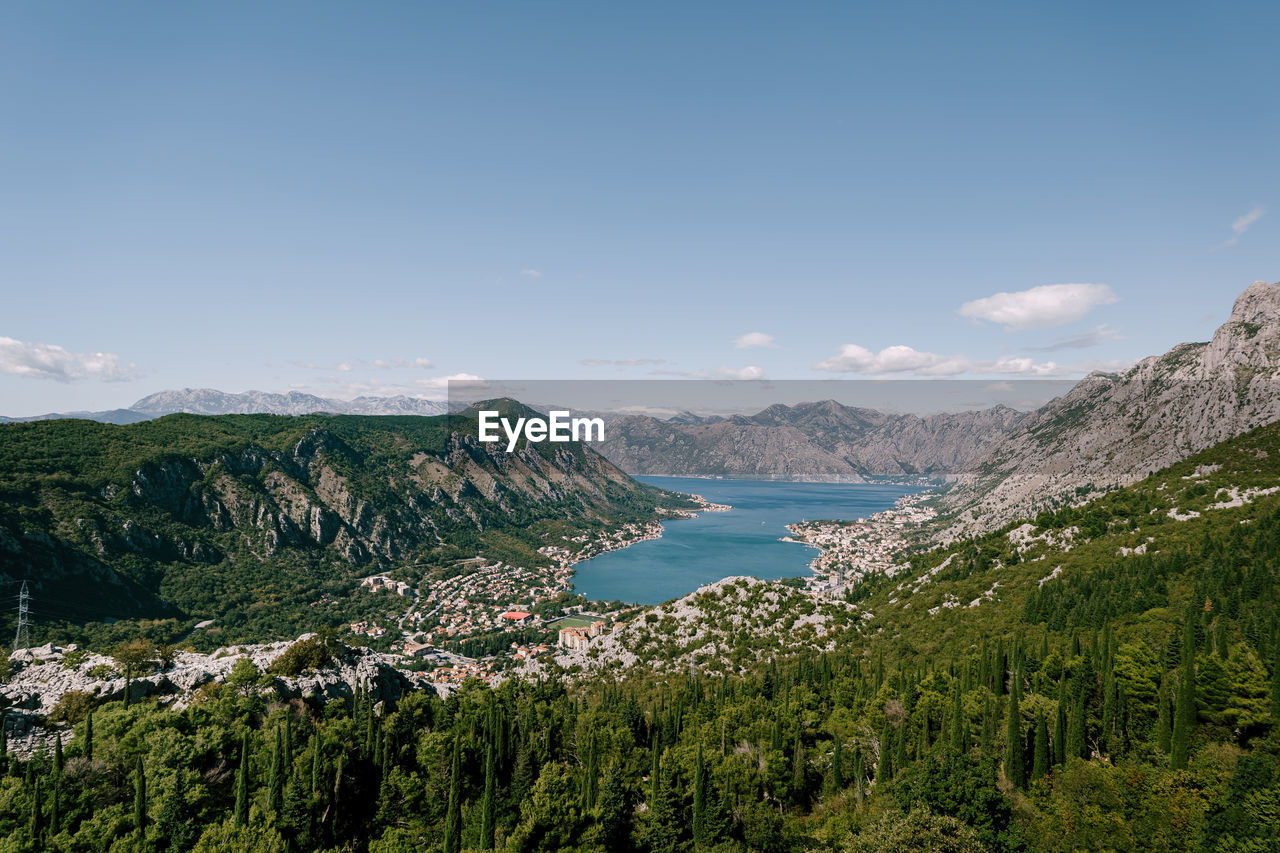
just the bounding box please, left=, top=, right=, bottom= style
left=501, top=611, right=533, bottom=624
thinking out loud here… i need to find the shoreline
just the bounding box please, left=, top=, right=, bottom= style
left=551, top=492, right=733, bottom=593
left=781, top=491, right=938, bottom=594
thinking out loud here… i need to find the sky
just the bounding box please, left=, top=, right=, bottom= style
left=0, top=1, right=1276, bottom=416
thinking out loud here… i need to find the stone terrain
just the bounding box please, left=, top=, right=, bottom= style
left=1, top=637, right=450, bottom=755
left=941, top=280, right=1280, bottom=535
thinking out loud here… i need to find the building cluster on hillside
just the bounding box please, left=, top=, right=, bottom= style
left=398, top=523, right=663, bottom=644
left=785, top=491, right=937, bottom=593
left=347, top=621, right=388, bottom=638
left=431, top=659, right=495, bottom=684
left=360, top=575, right=414, bottom=596
left=557, top=619, right=606, bottom=650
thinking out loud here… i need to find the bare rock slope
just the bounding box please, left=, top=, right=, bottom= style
left=943, top=280, right=1280, bottom=533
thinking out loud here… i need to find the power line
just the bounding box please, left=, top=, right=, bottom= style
left=11, top=581, right=30, bottom=652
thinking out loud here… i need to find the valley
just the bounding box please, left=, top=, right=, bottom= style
left=3, top=283, right=1280, bottom=852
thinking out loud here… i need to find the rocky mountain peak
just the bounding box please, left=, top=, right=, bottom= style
left=1201, top=280, right=1280, bottom=374
left=1227, top=280, right=1280, bottom=326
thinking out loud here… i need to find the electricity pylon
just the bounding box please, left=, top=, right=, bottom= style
left=12, top=581, right=30, bottom=652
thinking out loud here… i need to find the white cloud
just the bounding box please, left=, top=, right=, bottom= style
left=813, top=344, right=970, bottom=376
left=733, top=332, right=778, bottom=349
left=413, top=372, right=487, bottom=390
left=0, top=336, right=139, bottom=383
left=812, top=342, right=1127, bottom=378
left=716, top=365, right=766, bottom=380
left=520, top=269, right=544, bottom=279
left=1225, top=205, right=1265, bottom=246
left=958, top=283, right=1118, bottom=330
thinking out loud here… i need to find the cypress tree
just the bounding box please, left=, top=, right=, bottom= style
left=50, top=776, right=60, bottom=837
left=310, top=738, right=322, bottom=799
left=134, top=756, right=147, bottom=836
left=480, top=742, right=496, bottom=850
left=234, top=734, right=249, bottom=828
left=54, top=733, right=63, bottom=776
left=443, top=736, right=462, bottom=853
left=1005, top=690, right=1025, bottom=788
left=84, top=711, right=93, bottom=761
left=1102, top=665, right=1118, bottom=755
left=692, top=744, right=707, bottom=846
left=1171, top=618, right=1196, bottom=771
left=854, top=752, right=865, bottom=805
left=1156, top=674, right=1172, bottom=754
left=950, top=688, right=964, bottom=752
left=0, top=714, right=7, bottom=773
left=791, top=731, right=806, bottom=804
left=980, top=694, right=995, bottom=755
left=1032, top=711, right=1050, bottom=782
left=1053, top=701, right=1066, bottom=766
left=877, top=724, right=892, bottom=783
left=1067, top=688, right=1086, bottom=761
left=268, top=725, right=284, bottom=815
left=892, top=724, right=907, bottom=779
left=29, top=777, right=42, bottom=842
left=649, top=738, right=662, bottom=807
left=582, top=735, right=599, bottom=811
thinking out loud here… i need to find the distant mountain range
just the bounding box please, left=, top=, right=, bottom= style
left=596, top=402, right=1027, bottom=482
left=0, top=388, right=448, bottom=424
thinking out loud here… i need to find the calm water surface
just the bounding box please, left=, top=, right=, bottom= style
left=571, top=476, right=920, bottom=605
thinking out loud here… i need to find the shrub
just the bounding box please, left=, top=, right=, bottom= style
left=49, top=689, right=96, bottom=724
left=267, top=636, right=335, bottom=676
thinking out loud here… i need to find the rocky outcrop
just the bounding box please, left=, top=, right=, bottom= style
left=942, top=280, right=1280, bottom=534
left=0, top=638, right=450, bottom=719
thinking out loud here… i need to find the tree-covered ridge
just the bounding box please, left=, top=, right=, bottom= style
left=0, top=411, right=686, bottom=649
left=3, top=419, right=1280, bottom=850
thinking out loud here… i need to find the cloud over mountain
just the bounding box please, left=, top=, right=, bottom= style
left=0, top=336, right=139, bottom=383
left=958, top=283, right=1118, bottom=330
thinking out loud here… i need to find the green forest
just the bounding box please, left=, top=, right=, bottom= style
left=3, top=418, right=1280, bottom=851
left=0, top=408, right=681, bottom=651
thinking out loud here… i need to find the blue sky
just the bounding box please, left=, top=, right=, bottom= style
left=1, top=1, right=1276, bottom=415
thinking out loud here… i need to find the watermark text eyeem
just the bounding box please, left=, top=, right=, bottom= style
left=478, top=410, right=605, bottom=452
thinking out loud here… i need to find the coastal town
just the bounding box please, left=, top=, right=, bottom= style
left=343, top=489, right=942, bottom=684
left=351, top=497, right=731, bottom=684
left=783, top=490, right=937, bottom=593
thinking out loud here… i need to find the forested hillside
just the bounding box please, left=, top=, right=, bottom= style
left=3, top=417, right=1280, bottom=851
left=0, top=407, right=677, bottom=648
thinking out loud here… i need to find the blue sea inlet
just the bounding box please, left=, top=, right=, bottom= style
left=571, top=476, right=921, bottom=605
